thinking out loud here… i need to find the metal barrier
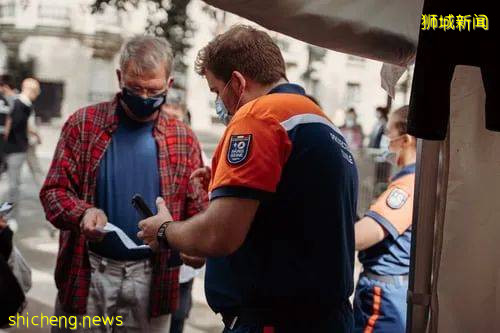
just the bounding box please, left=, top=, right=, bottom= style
left=352, top=148, right=394, bottom=217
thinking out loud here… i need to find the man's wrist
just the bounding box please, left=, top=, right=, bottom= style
left=80, top=208, right=91, bottom=229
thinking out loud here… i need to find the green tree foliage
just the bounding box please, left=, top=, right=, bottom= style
left=92, top=0, right=193, bottom=77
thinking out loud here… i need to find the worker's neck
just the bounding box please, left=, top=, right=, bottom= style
left=247, top=78, right=289, bottom=102
left=400, top=150, right=417, bottom=168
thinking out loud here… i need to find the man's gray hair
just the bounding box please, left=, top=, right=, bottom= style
left=119, top=36, right=174, bottom=76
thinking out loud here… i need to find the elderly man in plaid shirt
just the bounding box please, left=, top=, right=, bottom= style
left=40, top=36, right=208, bottom=332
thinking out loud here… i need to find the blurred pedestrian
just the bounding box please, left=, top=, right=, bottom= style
left=0, top=90, right=10, bottom=175
left=26, top=113, right=44, bottom=187
left=340, top=107, right=364, bottom=149
left=0, top=74, right=17, bottom=106
left=40, top=36, right=208, bottom=333
left=353, top=106, right=416, bottom=333
left=0, top=213, right=24, bottom=327
left=3, top=78, right=40, bottom=225
left=0, top=75, right=17, bottom=176
left=163, top=99, right=187, bottom=122
left=368, top=106, right=389, bottom=148
left=0, top=207, right=31, bottom=327
left=162, top=100, right=207, bottom=333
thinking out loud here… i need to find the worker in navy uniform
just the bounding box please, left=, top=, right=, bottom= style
left=353, top=106, right=416, bottom=332
left=138, top=25, right=359, bottom=333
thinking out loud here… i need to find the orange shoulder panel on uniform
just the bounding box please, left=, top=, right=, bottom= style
left=208, top=93, right=328, bottom=198
left=368, top=173, right=415, bottom=235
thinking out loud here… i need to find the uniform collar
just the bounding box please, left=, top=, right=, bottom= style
left=391, top=163, right=416, bottom=181
left=268, top=83, right=306, bottom=96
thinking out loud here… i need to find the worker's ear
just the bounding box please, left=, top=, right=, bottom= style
left=403, top=134, right=416, bottom=147
left=231, top=71, right=246, bottom=96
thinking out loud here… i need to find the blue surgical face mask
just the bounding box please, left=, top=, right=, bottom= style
left=382, top=135, right=405, bottom=165
left=215, top=96, right=232, bottom=125
left=121, top=87, right=167, bottom=119
left=215, top=79, right=242, bottom=126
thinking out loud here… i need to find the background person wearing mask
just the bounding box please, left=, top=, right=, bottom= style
left=3, top=78, right=40, bottom=226
left=138, top=25, right=358, bottom=333
left=162, top=100, right=206, bottom=333
left=340, top=107, right=364, bottom=149
left=40, top=36, right=208, bottom=332
left=353, top=106, right=416, bottom=333
left=368, top=106, right=390, bottom=149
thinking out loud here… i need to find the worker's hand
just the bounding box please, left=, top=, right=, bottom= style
left=137, top=197, right=173, bottom=251
left=180, top=253, right=205, bottom=268
left=190, top=166, right=211, bottom=192
left=80, top=208, right=107, bottom=241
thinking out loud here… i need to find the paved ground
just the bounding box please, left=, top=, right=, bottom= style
left=0, top=123, right=223, bottom=333
left=1, top=122, right=362, bottom=333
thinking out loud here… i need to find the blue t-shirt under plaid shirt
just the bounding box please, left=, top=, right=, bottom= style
left=90, top=107, right=159, bottom=260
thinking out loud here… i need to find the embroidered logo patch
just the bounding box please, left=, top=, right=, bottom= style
left=386, top=188, right=409, bottom=209
left=227, top=134, right=252, bottom=165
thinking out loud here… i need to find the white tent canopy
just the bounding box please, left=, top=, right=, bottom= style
left=203, top=0, right=423, bottom=67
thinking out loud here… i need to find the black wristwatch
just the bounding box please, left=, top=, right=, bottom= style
left=157, top=221, right=172, bottom=248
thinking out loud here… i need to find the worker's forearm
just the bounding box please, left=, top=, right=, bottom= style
left=354, top=217, right=388, bottom=251
left=166, top=211, right=223, bottom=257
left=355, top=231, right=374, bottom=251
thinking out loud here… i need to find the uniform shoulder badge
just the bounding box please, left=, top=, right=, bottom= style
left=227, top=134, right=252, bottom=165
left=386, top=188, right=409, bottom=209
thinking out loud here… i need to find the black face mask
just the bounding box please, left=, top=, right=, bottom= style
left=121, top=88, right=167, bottom=118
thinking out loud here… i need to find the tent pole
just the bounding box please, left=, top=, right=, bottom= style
left=407, top=139, right=440, bottom=333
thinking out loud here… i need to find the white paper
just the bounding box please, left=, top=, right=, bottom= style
left=102, top=222, right=149, bottom=250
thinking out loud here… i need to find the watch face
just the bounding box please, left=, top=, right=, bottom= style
left=157, top=225, right=165, bottom=238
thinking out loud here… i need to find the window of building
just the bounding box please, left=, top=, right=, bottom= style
left=0, top=0, right=15, bottom=19
left=345, top=82, right=361, bottom=105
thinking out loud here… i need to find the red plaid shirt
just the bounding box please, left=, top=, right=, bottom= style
left=40, top=95, right=208, bottom=316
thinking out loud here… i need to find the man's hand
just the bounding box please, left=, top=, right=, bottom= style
left=137, top=197, right=173, bottom=252
left=80, top=208, right=107, bottom=241
left=190, top=166, right=211, bottom=192
left=180, top=253, right=205, bottom=268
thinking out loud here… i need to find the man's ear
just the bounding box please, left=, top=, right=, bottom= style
left=167, top=77, right=174, bottom=89
left=116, top=69, right=122, bottom=88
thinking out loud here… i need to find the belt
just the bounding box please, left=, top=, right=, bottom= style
left=88, top=251, right=151, bottom=275
left=362, top=271, right=409, bottom=284
left=221, top=301, right=351, bottom=329
left=222, top=309, right=274, bottom=329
